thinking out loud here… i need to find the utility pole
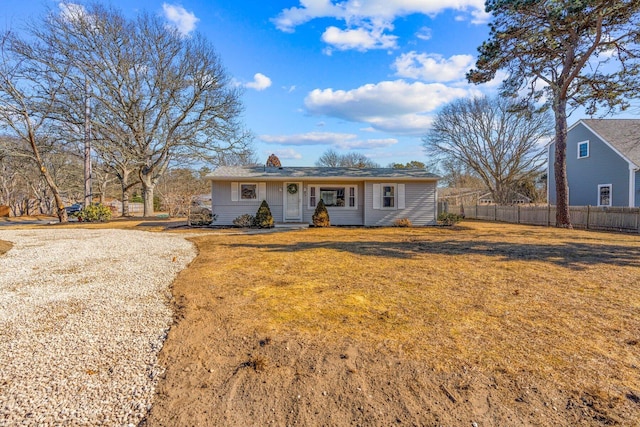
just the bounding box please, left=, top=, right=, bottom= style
left=84, top=78, right=92, bottom=207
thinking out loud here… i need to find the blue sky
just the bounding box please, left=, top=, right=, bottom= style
left=3, top=1, right=512, bottom=166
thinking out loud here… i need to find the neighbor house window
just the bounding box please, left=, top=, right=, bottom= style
left=598, top=184, right=612, bottom=207
left=240, top=183, right=257, bottom=200
left=308, top=185, right=357, bottom=209
left=578, top=141, right=589, bottom=159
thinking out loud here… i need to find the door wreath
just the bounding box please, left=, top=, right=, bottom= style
left=287, top=183, right=298, bottom=194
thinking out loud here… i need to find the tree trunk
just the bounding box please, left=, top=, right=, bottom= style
left=553, top=96, right=572, bottom=228
left=84, top=79, right=92, bottom=207
left=140, top=172, right=155, bottom=217
left=121, top=189, right=130, bottom=217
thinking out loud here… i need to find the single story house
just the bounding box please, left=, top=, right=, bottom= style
left=548, top=119, right=640, bottom=207
left=207, top=166, right=440, bottom=226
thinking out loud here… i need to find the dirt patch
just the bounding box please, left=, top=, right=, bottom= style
left=144, top=222, right=640, bottom=426
left=0, top=239, right=12, bottom=256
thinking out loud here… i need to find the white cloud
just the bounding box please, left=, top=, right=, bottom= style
left=162, top=3, right=199, bottom=36
left=273, top=0, right=486, bottom=32
left=260, top=132, right=398, bottom=150
left=393, top=52, right=475, bottom=82
left=304, top=80, right=470, bottom=134
left=58, top=2, right=87, bottom=22
left=272, top=0, right=340, bottom=32
left=321, top=24, right=398, bottom=52
left=416, top=26, right=432, bottom=41
left=470, top=8, right=492, bottom=24
left=261, top=132, right=357, bottom=146
left=245, top=73, right=272, bottom=91
left=272, top=0, right=486, bottom=52
left=267, top=149, right=303, bottom=160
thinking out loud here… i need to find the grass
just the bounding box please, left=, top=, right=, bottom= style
left=183, top=221, right=640, bottom=406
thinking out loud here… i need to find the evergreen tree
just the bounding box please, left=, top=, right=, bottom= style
left=254, top=200, right=274, bottom=228
left=312, top=199, right=330, bottom=227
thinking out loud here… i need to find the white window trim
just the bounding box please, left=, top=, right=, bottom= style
left=307, top=184, right=358, bottom=210
left=231, top=182, right=265, bottom=202
left=380, top=183, right=397, bottom=210
left=372, top=183, right=406, bottom=210
left=577, top=140, right=589, bottom=159
left=597, top=184, right=612, bottom=207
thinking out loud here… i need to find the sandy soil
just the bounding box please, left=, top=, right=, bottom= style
left=143, top=229, right=639, bottom=426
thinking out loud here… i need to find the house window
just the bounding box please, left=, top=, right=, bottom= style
left=308, top=185, right=357, bottom=209
left=382, top=185, right=395, bottom=208
left=309, top=187, right=316, bottom=207
left=578, top=141, right=589, bottom=159
left=240, top=183, right=257, bottom=200
left=598, top=184, right=612, bottom=207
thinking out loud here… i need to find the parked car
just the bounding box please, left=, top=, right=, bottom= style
left=65, top=203, right=83, bottom=214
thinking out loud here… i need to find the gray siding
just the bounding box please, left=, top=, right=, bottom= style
left=549, top=123, right=632, bottom=206
left=212, top=181, right=282, bottom=225
left=363, top=181, right=437, bottom=226
left=301, top=182, right=364, bottom=225
left=212, top=179, right=437, bottom=226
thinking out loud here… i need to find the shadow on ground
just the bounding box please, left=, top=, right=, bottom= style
left=223, top=238, right=640, bottom=270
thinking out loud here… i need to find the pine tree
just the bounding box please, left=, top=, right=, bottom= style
left=312, top=199, right=330, bottom=227
left=254, top=200, right=274, bottom=228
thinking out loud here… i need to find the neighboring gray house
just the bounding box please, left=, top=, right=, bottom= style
left=207, top=166, right=440, bottom=226
left=548, top=119, right=640, bottom=207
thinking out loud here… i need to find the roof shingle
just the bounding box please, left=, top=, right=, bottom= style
left=581, top=119, right=640, bottom=166
left=207, top=166, right=440, bottom=181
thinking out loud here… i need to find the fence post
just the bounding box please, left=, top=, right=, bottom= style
left=494, top=204, right=497, bottom=221
left=586, top=205, right=590, bottom=230
left=517, top=205, right=520, bottom=224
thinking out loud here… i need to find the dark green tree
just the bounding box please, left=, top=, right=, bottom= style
left=254, top=200, right=274, bottom=228
left=312, top=199, right=330, bottom=227
left=467, top=0, right=640, bottom=227
left=390, top=161, right=426, bottom=169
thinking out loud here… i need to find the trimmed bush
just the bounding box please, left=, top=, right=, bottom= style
left=254, top=200, right=274, bottom=228
left=393, top=218, right=412, bottom=227
left=312, top=199, right=330, bottom=227
left=233, top=214, right=255, bottom=228
left=438, top=212, right=463, bottom=226
left=76, top=204, right=112, bottom=222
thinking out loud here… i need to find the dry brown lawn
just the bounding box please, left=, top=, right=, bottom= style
left=146, top=221, right=640, bottom=426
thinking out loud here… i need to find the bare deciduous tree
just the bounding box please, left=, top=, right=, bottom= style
left=0, top=32, right=76, bottom=222
left=315, top=149, right=380, bottom=168
left=423, top=96, right=552, bottom=205
left=43, top=4, right=252, bottom=216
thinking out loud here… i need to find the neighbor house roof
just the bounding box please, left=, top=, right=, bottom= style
left=207, top=166, right=440, bottom=181
left=579, top=119, right=640, bottom=167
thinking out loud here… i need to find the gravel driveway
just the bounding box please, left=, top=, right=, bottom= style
left=0, top=229, right=197, bottom=426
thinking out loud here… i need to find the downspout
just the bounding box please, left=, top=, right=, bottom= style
left=630, top=164, right=638, bottom=207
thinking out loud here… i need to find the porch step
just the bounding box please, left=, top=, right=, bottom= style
left=274, top=222, right=309, bottom=229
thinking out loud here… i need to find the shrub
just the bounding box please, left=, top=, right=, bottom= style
left=76, top=204, right=112, bottom=222
left=393, top=218, right=412, bottom=227
left=233, top=214, right=255, bottom=228
left=254, top=200, right=274, bottom=228
left=312, top=199, right=330, bottom=227
left=438, top=212, right=463, bottom=226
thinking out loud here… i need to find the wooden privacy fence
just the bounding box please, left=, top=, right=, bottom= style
left=447, top=204, right=640, bottom=233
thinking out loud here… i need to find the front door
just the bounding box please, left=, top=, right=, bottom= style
left=284, top=182, right=302, bottom=222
